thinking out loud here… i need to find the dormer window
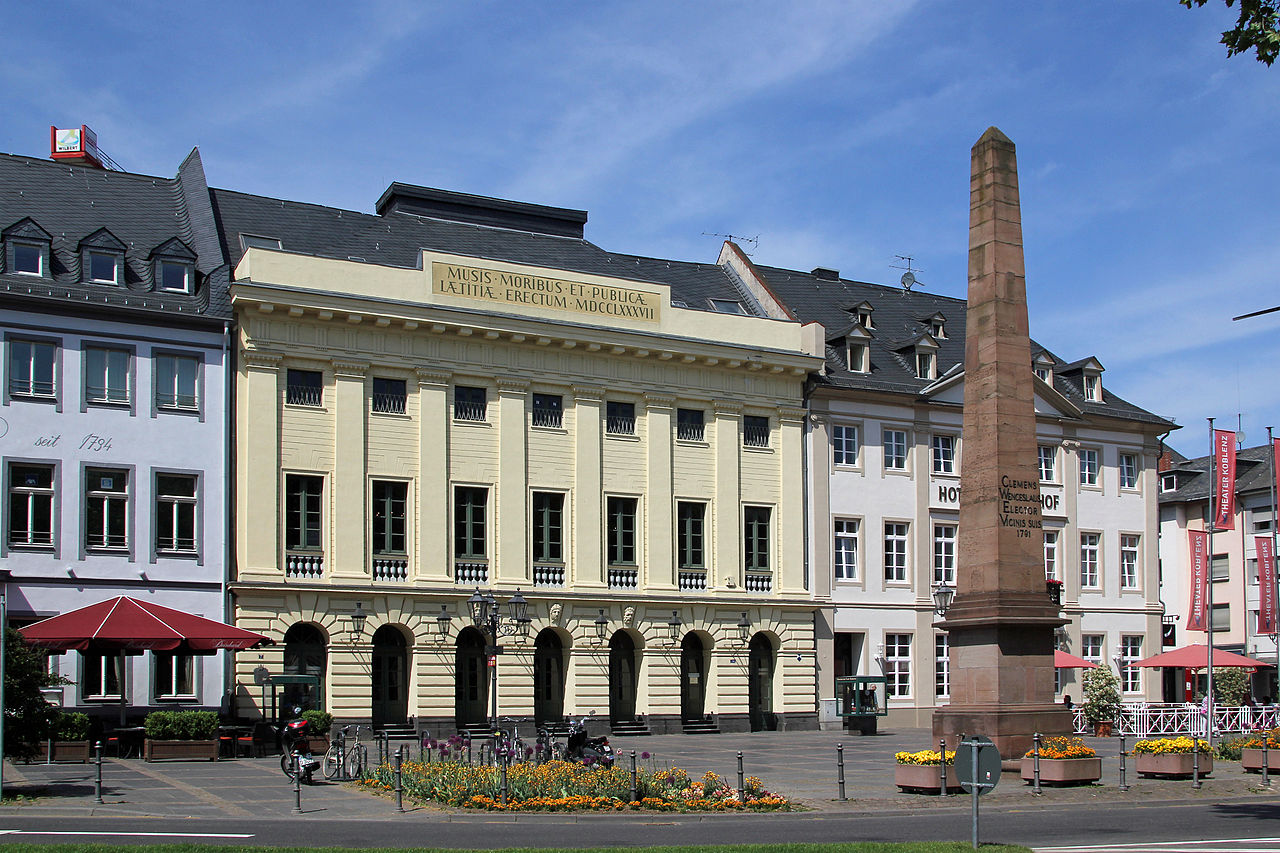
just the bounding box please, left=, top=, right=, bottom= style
left=1033, top=353, right=1056, bottom=385
left=13, top=243, right=42, bottom=275
left=1034, top=365, right=1050, bottom=382
left=916, top=350, right=936, bottom=380
left=709, top=299, right=746, bottom=315
left=1083, top=373, right=1101, bottom=402
left=847, top=342, right=868, bottom=373
left=157, top=261, right=191, bottom=293
left=930, top=320, right=945, bottom=338
left=857, top=308, right=874, bottom=330
left=4, top=218, right=53, bottom=278
left=88, top=252, right=119, bottom=284
left=79, top=228, right=126, bottom=287
left=149, top=238, right=197, bottom=295
left=1161, top=473, right=1176, bottom=493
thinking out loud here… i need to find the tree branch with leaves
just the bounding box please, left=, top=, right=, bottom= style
left=1181, top=0, right=1280, bottom=65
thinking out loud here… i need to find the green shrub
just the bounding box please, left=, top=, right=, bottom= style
left=54, top=712, right=90, bottom=741
left=1081, top=666, right=1122, bottom=723
left=143, top=710, right=219, bottom=740
left=1212, top=667, right=1251, bottom=706
left=1217, top=734, right=1250, bottom=761
left=301, top=710, right=332, bottom=734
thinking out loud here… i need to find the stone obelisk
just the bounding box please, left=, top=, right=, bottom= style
left=931, top=127, right=1070, bottom=758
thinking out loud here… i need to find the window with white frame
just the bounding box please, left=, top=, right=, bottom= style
left=9, top=338, right=57, bottom=399
left=846, top=342, right=868, bottom=373
left=1119, top=453, right=1139, bottom=489
left=83, top=653, right=122, bottom=699
left=1034, top=365, right=1051, bottom=383
left=1083, top=373, right=1101, bottom=402
left=85, top=468, right=128, bottom=550
left=1079, top=448, right=1099, bottom=487
left=933, top=523, right=957, bottom=583
left=155, top=474, right=197, bottom=553
left=1161, top=473, right=1176, bottom=492
left=884, top=428, right=908, bottom=471
left=884, top=521, right=909, bottom=582
left=1038, top=445, right=1057, bottom=482
left=155, top=353, right=199, bottom=411
left=157, top=260, right=192, bottom=294
left=85, top=347, right=130, bottom=405
left=87, top=251, right=119, bottom=284
left=1080, top=532, right=1100, bottom=588
left=884, top=633, right=911, bottom=698
left=1054, top=634, right=1063, bottom=694
left=154, top=652, right=195, bottom=699
left=11, top=241, right=43, bottom=275
left=832, top=424, right=859, bottom=466
left=1120, top=534, right=1140, bottom=589
left=1081, top=634, right=1104, bottom=665
left=1120, top=636, right=1142, bottom=692
left=916, top=350, right=935, bottom=380
left=833, top=518, right=859, bottom=580
left=1044, top=530, right=1060, bottom=581
left=931, top=434, right=956, bottom=474
left=935, top=634, right=949, bottom=698
left=8, top=463, right=54, bottom=548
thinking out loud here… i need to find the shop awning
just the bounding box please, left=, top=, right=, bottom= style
left=1130, top=644, right=1271, bottom=671
left=19, top=595, right=272, bottom=653
left=1054, top=650, right=1098, bottom=669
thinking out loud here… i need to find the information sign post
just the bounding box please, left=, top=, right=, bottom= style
left=954, top=735, right=1001, bottom=850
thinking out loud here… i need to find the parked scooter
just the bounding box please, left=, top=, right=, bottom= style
left=278, top=707, right=322, bottom=784
left=564, top=710, right=614, bottom=768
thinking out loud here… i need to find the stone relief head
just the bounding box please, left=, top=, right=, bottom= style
left=623, top=606, right=635, bottom=627
left=549, top=603, right=562, bottom=624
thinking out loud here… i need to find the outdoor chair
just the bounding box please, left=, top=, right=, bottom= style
left=238, top=722, right=275, bottom=757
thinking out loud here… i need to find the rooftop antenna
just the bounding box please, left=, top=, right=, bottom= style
left=704, top=232, right=759, bottom=253
left=890, top=255, right=925, bottom=296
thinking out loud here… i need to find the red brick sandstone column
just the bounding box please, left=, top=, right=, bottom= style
left=931, top=127, right=1070, bottom=757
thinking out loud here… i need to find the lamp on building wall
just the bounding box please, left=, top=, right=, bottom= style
left=1113, top=651, right=1126, bottom=691
left=736, top=611, right=752, bottom=644
left=931, top=580, right=956, bottom=617
left=349, top=602, right=368, bottom=637
left=435, top=604, right=452, bottom=639
left=666, top=610, right=683, bottom=645
left=875, top=642, right=887, bottom=674
left=593, top=609, right=609, bottom=644
left=467, top=588, right=532, bottom=728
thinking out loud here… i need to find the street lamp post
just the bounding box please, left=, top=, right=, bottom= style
left=932, top=580, right=955, bottom=618
left=468, top=589, right=531, bottom=727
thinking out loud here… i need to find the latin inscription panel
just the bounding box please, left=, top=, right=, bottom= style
left=432, top=262, right=661, bottom=323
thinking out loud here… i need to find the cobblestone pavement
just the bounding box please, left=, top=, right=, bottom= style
left=3, top=726, right=1277, bottom=819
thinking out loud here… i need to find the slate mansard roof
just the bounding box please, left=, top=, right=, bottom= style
left=209, top=184, right=761, bottom=318
left=1159, top=443, right=1274, bottom=505
left=0, top=151, right=230, bottom=325
left=755, top=264, right=1174, bottom=429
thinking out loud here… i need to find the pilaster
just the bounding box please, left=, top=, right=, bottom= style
left=645, top=393, right=676, bottom=591
left=497, top=378, right=530, bottom=584
left=241, top=351, right=281, bottom=575
left=714, top=400, right=743, bottom=590
left=573, top=385, right=605, bottom=588
left=331, top=360, right=368, bottom=579
left=778, top=406, right=806, bottom=594
left=417, top=369, right=451, bottom=582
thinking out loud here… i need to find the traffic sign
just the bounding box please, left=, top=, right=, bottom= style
left=955, top=735, right=1001, bottom=795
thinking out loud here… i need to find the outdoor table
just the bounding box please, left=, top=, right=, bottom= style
left=217, top=725, right=251, bottom=758
left=114, top=726, right=146, bottom=759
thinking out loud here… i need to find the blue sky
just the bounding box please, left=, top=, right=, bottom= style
left=1, top=0, right=1276, bottom=457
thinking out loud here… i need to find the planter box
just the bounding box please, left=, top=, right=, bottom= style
left=1091, top=721, right=1114, bottom=738
left=144, top=739, right=220, bottom=762
left=40, top=740, right=91, bottom=763
left=1020, top=756, right=1102, bottom=786
left=895, top=763, right=963, bottom=793
left=1241, top=748, right=1277, bottom=773
left=1136, top=752, right=1211, bottom=778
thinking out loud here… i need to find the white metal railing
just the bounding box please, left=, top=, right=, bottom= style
left=1073, top=703, right=1280, bottom=737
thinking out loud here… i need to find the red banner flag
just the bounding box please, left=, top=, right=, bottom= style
left=1213, top=429, right=1236, bottom=530
left=1273, top=438, right=1280, bottom=515
left=1259, top=537, right=1277, bottom=636
left=1188, top=530, right=1209, bottom=632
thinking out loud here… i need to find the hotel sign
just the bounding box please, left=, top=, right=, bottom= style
left=432, top=262, right=661, bottom=323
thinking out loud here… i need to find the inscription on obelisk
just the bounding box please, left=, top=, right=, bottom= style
left=931, top=127, right=1070, bottom=757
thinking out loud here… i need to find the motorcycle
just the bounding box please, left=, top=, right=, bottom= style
left=564, top=710, right=614, bottom=768
left=278, top=707, right=322, bottom=784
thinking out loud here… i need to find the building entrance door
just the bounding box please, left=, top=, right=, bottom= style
left=680, top=633, right=706, bottom=722
left=609, top=631, right=637, bottom=724
left=748, top=633, right=775, bottom=731
left=533, top=629, right=565, bottom=725
left=454, top=627, right=488, bottom=727
left=371, top=626, right=408, bottom=727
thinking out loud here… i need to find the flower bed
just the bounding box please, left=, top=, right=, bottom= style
left=1020, top=737, right=1101, bottom=785
left=1133, top=737, right=1212, bottom=778
left=1237, top=729, right=1280, bottom=772
left=894, top=748, right=961, bottom=793
left=363, top=753, right=790, bottom=812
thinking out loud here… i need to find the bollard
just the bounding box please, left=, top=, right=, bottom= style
left=46, top=738, right=53, bottom=765
left=94, top=741, right=104, bottom=804
left=1118, top=735, right=1129, bottom=792
left=1192, top=741, right=1201, bottom=790
left=836, top=743, right=846, bottom=801
left=939, top=738, right=948, bottom=798
left=467, top=735, right=473, bottom=766
left=737, top=751, right=745, bottom=803
left=630, top=750, right=638, bottom=802
left=292, top=753, right=303, bottom=814
left=394, top=746, right=404, bottom=813
left=1263, top=729, right=1271, bottom=787
left=1031, top=732, right=1042, bottom=795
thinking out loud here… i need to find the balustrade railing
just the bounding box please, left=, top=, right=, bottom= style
left=608, top=567, right=638, bottom=589
left=678, top=570, right=707, bottom=591
left=1072, top=703, right=1280, bottom=737
left=533, top=563, right=565, bottom=587
left=372, top=557, right=408, bottom=581
left=455, top=561, right=488, bottom=584
left=744, top=572, right=773, bottom=593
left=285, top=551, right=324, bottom=578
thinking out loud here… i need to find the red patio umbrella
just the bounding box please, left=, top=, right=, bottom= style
left=1054, top=650, right=1098, bottom=669
left=20, top=596, right=272, bottom=723
left=1129, top=644, right=1271, bottom=671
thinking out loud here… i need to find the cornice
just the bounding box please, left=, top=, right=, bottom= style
left=331, top=359, right=368, bottom=378
left=497, top=377, right=531, bottom=395
left=242, top=350, right=283, bottom=369
left=415, top=368, right=451, bottom=387
left=572, top=384, right=605, bottom=402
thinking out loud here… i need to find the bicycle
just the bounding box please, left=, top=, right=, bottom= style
left=324, top=724, right=367, bottom=781
left=482, top=717, right=530, bottom=767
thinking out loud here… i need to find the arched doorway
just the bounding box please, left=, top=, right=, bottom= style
left=680, top=633, right=706, bottom=722
left=748, top=633, right=776, bottom=731
left=533, top=629, right=565, bottom=725
left=371, top=625, right=409, bottom=727
left=454, top=627, right=488, bottom=727
left=282, top=623, right=326, bottom=716
left=609, top=631, right=638, bottom=725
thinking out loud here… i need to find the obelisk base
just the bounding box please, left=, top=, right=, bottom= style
left=933, top=703, right=1073, bottom=759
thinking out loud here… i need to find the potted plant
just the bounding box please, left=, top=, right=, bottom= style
left=1020, top=736, right=1101, bottom=785
left=1133, top=736, right=1212, bottom=778
left=893, top=747, right=962, bottom=793
left=143, top=710, right=220, bottom=761
left=41, top=711, right=91, bottom=763
left=301, top=710, right=333, bottom=752
left=1238, top=728, right=1280, bottom=772
left=1081, top=665, right=1121, bottom=737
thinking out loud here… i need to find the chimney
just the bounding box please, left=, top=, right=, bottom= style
left=811, top=267, right=840, bottom=281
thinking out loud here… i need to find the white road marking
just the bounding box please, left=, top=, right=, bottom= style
left=0, top=829, right=254, bottom=839
left=1037, top=839, right=1280, bottom=853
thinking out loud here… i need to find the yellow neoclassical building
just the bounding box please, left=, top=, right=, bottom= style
left=221, top=183, right=825, bottom=733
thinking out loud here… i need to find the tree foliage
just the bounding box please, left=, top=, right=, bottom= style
left=1181, top=0, right=1280, bottom=65
left=4, top=627, right=67, bottom=758
left=1210, top=666, right=1252, bottom=705
left=1081, top=665, right=1123, bottom=723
